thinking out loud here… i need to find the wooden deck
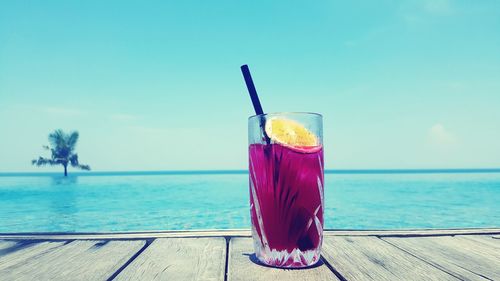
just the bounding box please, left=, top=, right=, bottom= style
left=0, top=228, right=499, bottom=280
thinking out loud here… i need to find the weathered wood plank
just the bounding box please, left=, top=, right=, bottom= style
left=0, top=241, right=65, bottom=270
left=114, top=238, right=226, bottom=281
left=227, top=238, right=340, bottom=281
left=383, top=236, right=499, bottom=280
left=0, top=240, right=145, bottom=280
left=455, top=235, right=500, bottom=249
left=1, top=228, right=499, bottom=240
left=0, top=229, right=252, bottom=240
left=1, top=231, right=499, bottom=281
left=0, top=240, right=18, bottom=251
left=321, top=236, right=458, bottom=281
left=323, top=228, right=500, bottom=237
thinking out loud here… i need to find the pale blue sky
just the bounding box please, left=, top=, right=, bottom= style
left=1, top=0, right=499, bottom=172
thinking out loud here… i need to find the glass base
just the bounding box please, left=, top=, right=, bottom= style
left=252, top=230, right=322, bottom=268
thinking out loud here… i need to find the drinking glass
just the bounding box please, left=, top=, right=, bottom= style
left=248, top=112, right=324, bottom=268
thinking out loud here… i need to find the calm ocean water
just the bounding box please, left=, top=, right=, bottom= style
left=0, top=171, right=499, bottom=232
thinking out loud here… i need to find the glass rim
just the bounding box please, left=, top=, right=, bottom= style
left=248, top=111, right=322, bottom=120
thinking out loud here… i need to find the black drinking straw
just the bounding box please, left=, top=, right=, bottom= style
left=241, top=64, right=264, bottom=115
left=240, top=64, right=270, bottom=144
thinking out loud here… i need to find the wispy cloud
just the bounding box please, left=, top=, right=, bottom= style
left=126, top=125, right=200, bottom=135
left=423, top=0, right=452, bottom=15
left=428, top=123, right=456, bottom=145
left=41, top=106, right=84, bottom=117
left=109, top=113, right=140, bottom=122
left=400, top=0, right=454, bottom=27
left=126, top=125, right=168, bottom=134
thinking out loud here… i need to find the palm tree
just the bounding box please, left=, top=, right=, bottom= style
left=32, top=129, right=91, bottom=176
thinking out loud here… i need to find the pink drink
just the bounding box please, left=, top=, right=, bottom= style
left=249, top=143, right=324, bottom=267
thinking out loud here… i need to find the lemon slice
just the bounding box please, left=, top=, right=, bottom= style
left=264, top=117, right=320, bottom=150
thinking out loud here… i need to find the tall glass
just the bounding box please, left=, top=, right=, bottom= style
left=248, top=112, right=324, bottom=268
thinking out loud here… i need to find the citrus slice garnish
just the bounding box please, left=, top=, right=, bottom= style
left=264, top=117, right=321, bottom=153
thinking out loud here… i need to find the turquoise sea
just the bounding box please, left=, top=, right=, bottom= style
left=0, top=170, right=499, bottom=232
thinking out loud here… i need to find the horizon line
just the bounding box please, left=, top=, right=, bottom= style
left=1, top=168, right=500, bottom=177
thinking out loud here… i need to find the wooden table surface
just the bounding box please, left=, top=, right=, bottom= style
left=0, top=228, right=499, bottom=280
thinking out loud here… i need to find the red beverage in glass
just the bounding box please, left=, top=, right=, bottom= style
left=248, top=113, right=324, bottom=268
